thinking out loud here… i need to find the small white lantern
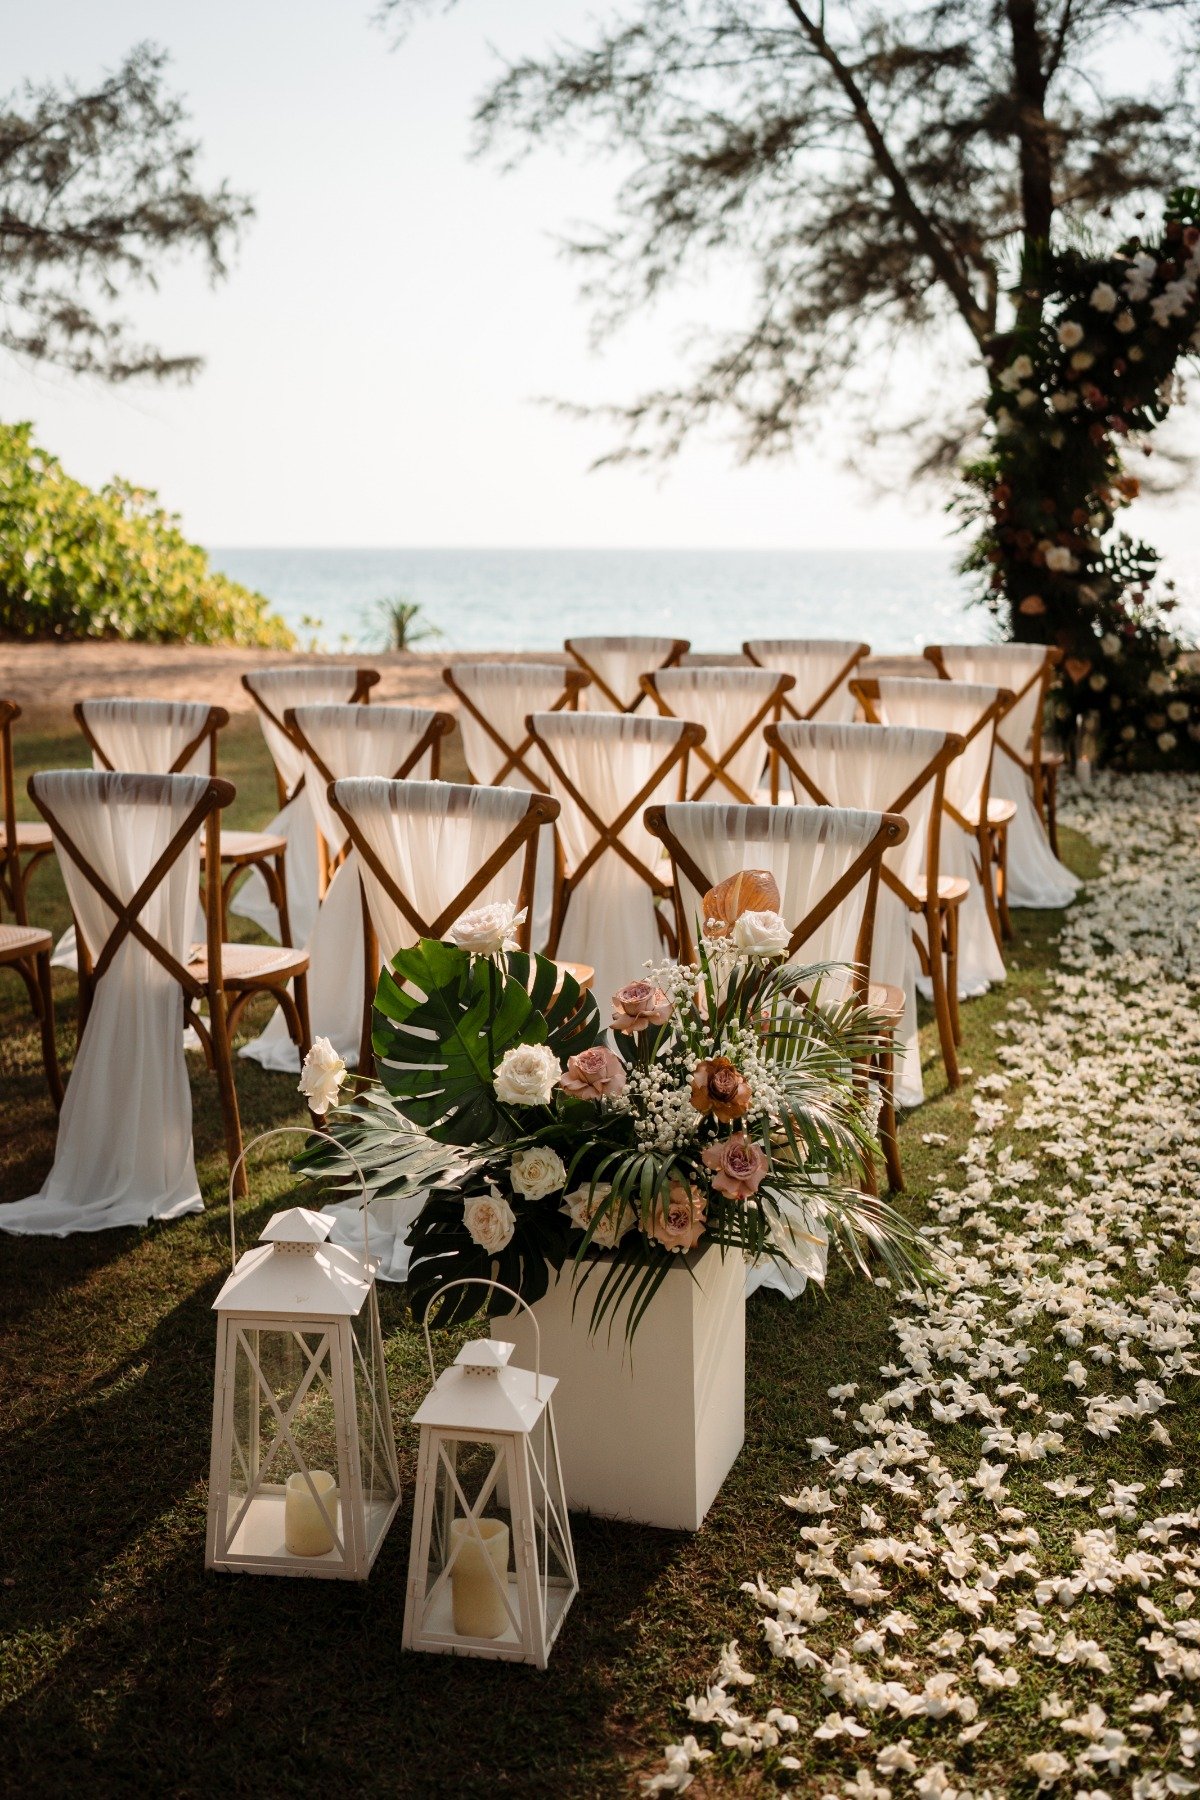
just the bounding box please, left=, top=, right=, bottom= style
left=402, top=1281, right=578, bottom=1667
left=205, top=1130, right=400, bottom=1581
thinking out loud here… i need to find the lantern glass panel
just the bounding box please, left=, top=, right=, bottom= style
left=530, top=1410, right=576, bottom=1605
left=418, top=1433, right=525, bottom=1648
left=351, top=1297, right=400, bottom=1560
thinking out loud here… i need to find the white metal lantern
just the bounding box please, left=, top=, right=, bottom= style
left=402, top=1280, right=578, bottom=1667
left=205, top=1129, right=400, bottom=1581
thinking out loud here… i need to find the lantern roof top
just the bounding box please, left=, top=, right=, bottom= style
left=212, top=1237, right=372, bottom=1317
left=412, top=1352, right=557, bottom=1433
left=259, top=1206, right=334, bottom=1245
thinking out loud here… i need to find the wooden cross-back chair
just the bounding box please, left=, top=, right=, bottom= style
left=767, top=718, right=968, bottom=1093
left=639, top=667, right=795, bottom=803
left=853, top=676, right=1014, bottom=952
left=328, top=778, right=560, bottom=1074
left=925, top=642, right=1065, bottom=855
left=32, top=771, right=311, bottom=1195
left=284, top=704, right=456, bottom=900
left=564, top=637, right=689, bottom=713
left=242, top=667, right=380, bottom=808
left=74, top=697, right=227, bottom=775
left=645, top=800, right=908, bottom=1192
left=0, top=701, right=62, bottom=1110
left=526, top=712, right=704, bottom=990
left=743, top=639, right=871, bottom=724
left=442, top=663, right=590, bottom=789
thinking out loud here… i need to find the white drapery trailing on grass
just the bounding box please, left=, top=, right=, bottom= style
left=873, top=677, right=1007, bottom=997
left=532, top=710, right=691, bottom=1018
left=241, top=705, right=440, bottom=1074
left=653, top=665, right=782, bottom=801
left=935, top=643, right=1078, bottom=909
left=1, top=772, right=207, bottom=1236
left=775, top=720, right=953, bottom=1109
left=571, top=636, right=681, bottom=712
left=744, top=639, right=863, bottom=721
left=51, top=698, right=213, bottom=971
left=233, top=666, right=367, bottom=945
left=659, top=800, right=888, bottom=1301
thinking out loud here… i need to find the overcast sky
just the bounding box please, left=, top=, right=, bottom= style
left=3, top=0, right=1197, bottom=564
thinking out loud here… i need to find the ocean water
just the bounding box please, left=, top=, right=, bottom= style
left=209, top=546, right=981, bottom=655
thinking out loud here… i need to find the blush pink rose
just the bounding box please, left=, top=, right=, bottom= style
left=648, top=1179, right=707, bottom=1254
left=559, top=1044, right=628, bottom=1101
left=701, top=1132, right=769, bottom=1200
left=611, top=980, right=672, bottom=1033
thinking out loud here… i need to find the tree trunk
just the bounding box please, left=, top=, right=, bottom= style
left=1006, top=0, right=1055, bottom=327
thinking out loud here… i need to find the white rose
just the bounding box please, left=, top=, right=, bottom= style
left=1168, top=701, right=1189, bottom=722
left=510, top=1146, right=567, bottom=1200
left=1147, top=670, right=1170, bottom=696
left=1100, top=633, right=1121, bottom=657
left=1070, top=350, right=1094, bottom=372
left=1088, top=672, right=1107, bottom=691
left=1044, top=545, right=1077, bottom=573
left=1057, top=319, right=1084, bottom=349
left=1012, top=354, right=1034, bottom=380
left=297, top=1035, right=347, bottom=1115
left=1016, top=386, right=1038, bottom=408
left=732, top=909, right=791, bottom=959
left=1158, top=731, right=1178, bottom=753
left=562, top=1180, right=635, bottom=1250
left=1090, top=282, right=1118, bottom=312
left=1115, top=310, right=1136, bottom=333
left=447, top=899, right=527, bottom=955
left=1050, top=390, right=1078, bottom=412
left=493, top=1042, right=561, bottom=1106
left=463, top=1186, right=516, bottom=1255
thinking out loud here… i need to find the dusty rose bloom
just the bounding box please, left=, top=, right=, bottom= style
left=701, top=1132, right=769, bottom=1200
left=690, top=1055, right=752, bottom=1122
left=610, top=980, right=672, bottom=1033
left=648, top=1179, right=707, bottom=1254
left=559, top=1044, right=628, bottom=1101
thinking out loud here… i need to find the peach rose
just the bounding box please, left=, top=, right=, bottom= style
left=611, top=980, right=672, bottom=1033
left=701, top=1132, right=769, bottom=1200
left=647, top=1179, right=706, bottom=1254
left=559, top=1044, right=628, bottom=1101
left=690, top=1056, right=752, bottom=1122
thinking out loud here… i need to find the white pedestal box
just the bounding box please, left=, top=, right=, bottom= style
left=492, top=1241, right=745, bottom=1532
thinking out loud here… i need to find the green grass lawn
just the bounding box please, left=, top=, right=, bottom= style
left=0, top=717, right=1097, bottom=1797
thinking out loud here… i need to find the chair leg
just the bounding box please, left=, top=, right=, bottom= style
left=1045, top=764, right=1060, bottom=859
left=946, top=901, right=963, bottom=1047
left=977, top=826, right=1004, bottom=951
left=208, top=981, right=246, bottom=1197
left=34, top=951, right=64, bottom=1110
left=924, top=906, right=960, bottom=1089
left=875, top=1048, right=904, bottom=1193
left=995, top=825, right=1013, bottom=942
left=273, top=852, right=292, bottom=948
left=292, top=970, right=312, bottom=1059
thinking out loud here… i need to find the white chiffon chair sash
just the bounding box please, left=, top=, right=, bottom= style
left=1, top=772, right=208, bottom=1236
left=654, top=666, right=781, bottom=800
left=240, top=707, right=439, bottom=1075
left=571, top=637, right=681, bottom=712
left=533, top=711, right=690, bottom=1015
left=745, top=640, right=864, bottom=722
left=234, top=667, right=368, bottom=943
left=874, top=678, right=1005, bottom=994
left=776, top=721, right=949, bottom=1107
left=935, top=645, right=1077, bottom=908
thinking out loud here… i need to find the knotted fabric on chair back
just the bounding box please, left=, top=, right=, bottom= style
left=77, top=698, right=219, bottom=774
left=650, top=666, right=788, bottom=801
left=4, top=771, right=214, bottom=1235
left=529, top=711, right=694, bottom=1014
left=773, top=720, right=955, bottom=1106
left=743, top=639, right=868, bottom=722
left=290, top=704, right=444, bottom=862
left=566, top=636, right=687, bottom=713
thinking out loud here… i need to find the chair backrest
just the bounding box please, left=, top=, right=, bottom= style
left=28, top=770, right=231, bottom=997
left=442, top=662, right=588, bottom=787
left=328, top=777, right=558, bottom=964
left=286, top=704, right=454, bottom=870
left=925, top=642, right=1059, bottom=770
left=645, top=800, right=906, bottom=990
left=75, top=698, right=228, bottom=776
left=743, top=639, right=869, bottom=722
left=242, top=666, right=379, bottom=807
left=853, top=676, right=1011, bottom=834
left=565, top=636, right=689, bottom=712
left=769, top=719, right=963, bottom=910
left=642, top=666, right=794, bottom=802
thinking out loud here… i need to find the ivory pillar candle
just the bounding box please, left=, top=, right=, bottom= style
left=450, top=1517, right=510, bottom=1638
left=284, top=1470, right=337, bottom=1556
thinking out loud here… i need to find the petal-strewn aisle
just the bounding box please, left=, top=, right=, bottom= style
left=648, top=774, right=1200, bottom=1798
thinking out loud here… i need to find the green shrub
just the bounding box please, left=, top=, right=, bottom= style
left=0, top=421, right=294, bottom=647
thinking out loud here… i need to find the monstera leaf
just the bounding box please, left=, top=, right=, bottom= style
left=372, top=939, right=600, bottom=1145
left=406, top=1185, right=571, bottom=1328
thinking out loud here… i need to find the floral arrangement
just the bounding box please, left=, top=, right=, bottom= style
left=960, top=186, right=1200, bottom=770
left=298, top=872, right=925, bottom=1336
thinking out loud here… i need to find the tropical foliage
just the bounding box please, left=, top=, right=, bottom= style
left=0, top=420, right=293, bottom=645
